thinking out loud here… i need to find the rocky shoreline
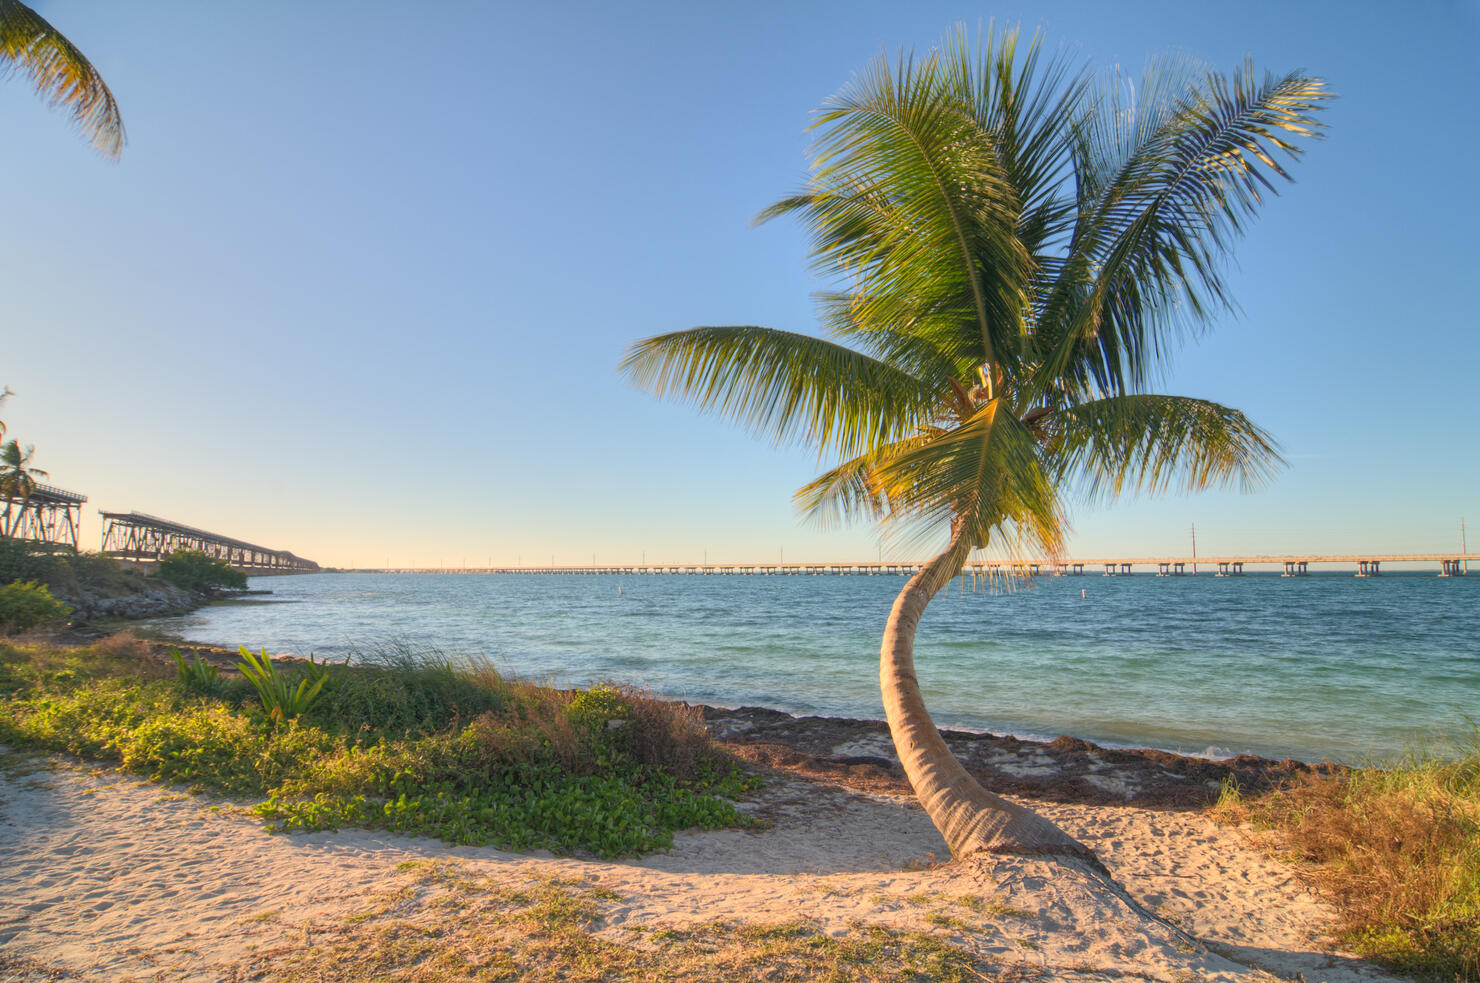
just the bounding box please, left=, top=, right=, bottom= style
left=49, top=580, right=201, bottom=622
left=701, top=704, right=1337, bottom=810
left=48, top=582, right=273, bottom=629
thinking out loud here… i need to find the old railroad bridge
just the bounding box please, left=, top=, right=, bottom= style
left=0, top=483, right=317, bottom=573
left=99, top=511, right=318, bottom=573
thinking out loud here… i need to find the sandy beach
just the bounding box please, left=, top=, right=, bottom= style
left=0, top=737, right=1404, bottom=983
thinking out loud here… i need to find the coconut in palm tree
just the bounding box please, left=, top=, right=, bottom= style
left=623, top=26, right=1328, bottom=863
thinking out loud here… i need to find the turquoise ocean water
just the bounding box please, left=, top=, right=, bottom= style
left=143, top=571, right=1478, bottom=765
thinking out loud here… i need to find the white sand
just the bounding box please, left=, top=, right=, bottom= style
left=0, top=751, right=1402, bottom=982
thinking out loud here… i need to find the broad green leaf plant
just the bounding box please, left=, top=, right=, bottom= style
left=237, top=646, right=329, bottom=725
left=624, top=26, right=1328, bottom=862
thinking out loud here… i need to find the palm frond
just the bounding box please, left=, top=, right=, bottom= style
left=620, top=326, right=934, bottom=459
left=775, top=45, right=1034, bottom=371
left=792, top=447, right=895, bottom=529
left=939, top=24, right=1086, bottom=237
left=0, top=0, right=124, bottom=157
left=813, top=289, right=982, bottom=386
left=1037, top=58, right=1330, bottom=395
left=1049, top=393, right=1282, bottom=501
left=868, top=399, right=1063, bottom=559
left=0, top=438, right=47, bottom=500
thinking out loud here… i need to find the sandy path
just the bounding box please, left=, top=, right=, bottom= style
left=0, top=752, right=1400, bottom=982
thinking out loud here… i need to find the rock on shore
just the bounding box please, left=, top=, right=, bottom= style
left=49, top=581, right=200, bottom=621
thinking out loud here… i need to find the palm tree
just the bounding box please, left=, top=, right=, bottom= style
left=623, top=27, right=1328, bottom=862
left=1, top=0, right=124, bottom=156
left=0, top=438, right=49, bottom=538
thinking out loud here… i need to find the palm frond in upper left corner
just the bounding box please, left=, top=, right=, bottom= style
left=0, top=0, right=124, bottom=157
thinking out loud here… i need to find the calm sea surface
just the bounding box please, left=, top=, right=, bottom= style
left=142, top=571, right=1478, bottom=765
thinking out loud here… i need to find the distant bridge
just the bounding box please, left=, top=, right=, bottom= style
left=363, top=554, right=1475, bottom=578
left=0, top=483, right=88, bottom=551
left=100, top=511, right=319, bottom=574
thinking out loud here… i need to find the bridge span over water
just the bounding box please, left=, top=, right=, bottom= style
left=100, top=511, right=319, bottom=574
left=367, top=553, right=1476, bottom=578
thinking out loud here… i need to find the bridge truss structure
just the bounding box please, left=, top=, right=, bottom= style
left=100, top=511, right=319, bottom=573
left=1, top=484, right=88, bottom=552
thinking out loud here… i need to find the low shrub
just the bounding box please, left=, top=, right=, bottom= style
left=0, top=542, right=150, bottom=600
left=1215, top=733, right=1480, bottom=982
left=156, top=549, right=248, bottom=593
left=0, top=640, right=752, bottom=858
left=0, top=580, right=71, bottom=632
left=567, top=682, right=715, bottom=780
left=0, top=536, right=48, bottom=584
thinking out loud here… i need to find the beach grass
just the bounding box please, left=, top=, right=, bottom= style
left=0, top=636, right=754, bottom=858
left=1214, top=732, right=1480, bottom=982
left=255, top=860, right=993, bottom=983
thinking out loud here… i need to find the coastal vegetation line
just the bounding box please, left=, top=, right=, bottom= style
left=1, top=635, right=1476, bottom=980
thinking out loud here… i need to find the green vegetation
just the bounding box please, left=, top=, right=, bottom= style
left=0, top=639, right=754, bottom=858
left=0, top=537, right=157, bottom=600
left=1215, top=735, right=1480, bottom=982
left=254, top=861, right=993, bottom=983
left=0, top=580, right=70, bottom=632
left=0, top=1, right=126, bottom=157
left=236, top=645, right=329, bottom=723
left=168, top=646, right=219, bottom=691
left=0, top=436, right=47, bottom=506
left=622, top=27, right=1329, bottom=858
left=156, top=549, right=248, bottom=593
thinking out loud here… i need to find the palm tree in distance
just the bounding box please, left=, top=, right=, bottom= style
left=623, top=27, right=1329, bottom=863
left=0, top=438, right=49, bottom=538
left=0, top=0, right=124, bottom=156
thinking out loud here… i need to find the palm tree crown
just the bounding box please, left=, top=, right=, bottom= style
left=627, top=28, right=1326, bottom=558
left=1, top=438, right=49, bottom=541
left=0, top=437, right=47, bottom=501
left=623, top=27, right=1328, bottom=861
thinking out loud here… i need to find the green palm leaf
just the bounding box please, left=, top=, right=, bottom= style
left=1038, top=58, right=1330, bottom=395
left=1050, top=394, right=1282, bottom=501
left=0, top=438, right=48, bottom=500
left=620, top=326, right=933, bottom=459
left=770, top=44, right=1033, bottom=371
left=0, top=0, right=124, bottom=157
left=869, top=400, right=1063, bottom=560
left=792, top=442, right=912, bottom=529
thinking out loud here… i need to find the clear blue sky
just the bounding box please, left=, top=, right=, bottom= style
left=3, top=0, right=1476, bottom=568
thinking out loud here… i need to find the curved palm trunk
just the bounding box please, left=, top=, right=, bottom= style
left=881, top=526, right=1094, bottom=860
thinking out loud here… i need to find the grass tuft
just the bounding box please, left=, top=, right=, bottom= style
left=1214, top=730, right=1480, bottom=982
